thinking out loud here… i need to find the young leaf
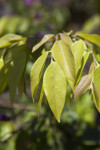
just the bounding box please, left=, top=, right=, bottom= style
left=52, top=40, right=76, bottom=82
left=59, top=33, right=73, bottom=46
left=8, top=52, right=26, bottom=104
left=30, top=52, right=48, bottom=100
left=0, top=34, right=24, bottom=48
left=76, top=32, right=100, bottom=47
left=74, top=74, right=92, bottom=98
left=93, top=67, right=100, bottom=112
left=32, top=34, right=55, bottom=53
left=72, top=40, right=86, bottom=74
left=43, top=61, right=67, bottom=122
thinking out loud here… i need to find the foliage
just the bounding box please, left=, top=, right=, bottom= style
left=0, top=31, right=100, bottom=123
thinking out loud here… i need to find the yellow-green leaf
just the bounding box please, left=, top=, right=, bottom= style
left=38, top=83, right=44, bottom=115
left=43, top=61, right=67, bottom=122
left=0, top=34, right=24, bottom=48
left=74, top=74, right=92, bottom=98
left=93, top=67, right=100, bottom=112
left=32, top=34, right=55, bottom=53
left=75, top=51, right=90, bottom=85
left=59, top=33, right=73, bottom=46
left=52, top=40, right=76, bottom=82
left=0, top=59, right=8, bottom=93
left=72, top=40, right=86, bottom=74
left=30, top=52, right=48, bottom=100
left=0, top=58, right=4, bottom=70
left=76, top=32, right=100, bottom=47
left=8, top=53, right=26, bottom=104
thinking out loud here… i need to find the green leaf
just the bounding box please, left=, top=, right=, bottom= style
left=93, top=67, right=100, bottom=112
left=18, top=72, right=26, bottom=97
left=74, top=74, right=92, bottom=98
left=76, top=32, right=100, bottom=47
left=38, top=83, right=44, bottom=115
left=8, top=52, right=26, bottom=104
left=0, top=58, right=4, bottom=70
left=52, top=40, right=76, bottom=82
left=0, top=34, right=24, bottom=48
left=43, top=61, right=67, bottom=122
left=32, top=34, right=55, bottom=53
left=75, top=51, right=90, bottom=85
left=4, top=43, right=28, bottom=67
left=0, top=59, right=8, bottom=93
left=30, top=52, right=48, bottom=100
left=59, top=33, right=73, bottom=46
left=72, top=40, right=86, bottom=74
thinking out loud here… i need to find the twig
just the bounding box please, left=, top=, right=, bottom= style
left=0, top=100, right=35, bottom=111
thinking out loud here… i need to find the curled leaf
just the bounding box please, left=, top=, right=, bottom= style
left=74, top=74, right=92, bottom=98
left=32, top=34, right=55, bottom=52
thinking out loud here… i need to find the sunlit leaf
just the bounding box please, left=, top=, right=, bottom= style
left=0, top=58, right=4, bottom=70
left=32, top=34, right=55, bottom=52
left=52, top=40, right=76, bottom=82
left=30, top=52, right=48, bottom=100
left=59, top=33, right=73, bottom=46
left=76, top=32, right=100, bottom=47
left=75, top=51, right=90, bottom=85
left=43, top=61, right=67, bottom=122
left=93, top=67, right=100, bottom=112
left=0, top=34, right=24, bottom=48
left=8, top=53, right=26, bottom=104
left=74, top=74, right=92, bottom=98
left=72, top=40, right=86, bottom=74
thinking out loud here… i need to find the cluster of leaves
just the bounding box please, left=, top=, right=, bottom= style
left=0, top=31, right=100, bottom=122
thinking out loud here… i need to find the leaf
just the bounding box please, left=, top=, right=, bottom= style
left=38, top=83, right=44, bottom=115
left=0, top=59, right=8, bottom=93
left=0, top=70, right=8, bottom=94
left=52, top=40, right=76, bottom=82
left=93, top=67, right=100, bottom=112
left=76, top=32, right=100, bottom=47
left=59, top=33, right=73, bottom=46
left=0, top=34, right=24, bottom=48
left=75, top=51, right=90, bottom=85
left=32, top=34, right=55, bottom=53
left=8, top=52, right=26, bottom=104
left=4, top=43, right=27, bottom=67
left=30, top=52, right=48, bottom=100
left=18, top=72, right=26, bottom=97
left=74, top=74, right=92, bottom=98
left=89, top=62, right=95, bottom=74
left=72, top=40, right=86, bottom=74
left=43, top=61, right=67, bottom=122
left=0, top=58, right=4, bottom=70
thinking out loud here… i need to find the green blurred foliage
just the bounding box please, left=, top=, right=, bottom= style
left=0, top=0, right=100, bottom=150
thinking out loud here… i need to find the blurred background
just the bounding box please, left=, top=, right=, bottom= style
left=0, top=0, right=100, bottom=150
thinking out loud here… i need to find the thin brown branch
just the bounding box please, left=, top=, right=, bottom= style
left=0, top=100, right=35, bottom=111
